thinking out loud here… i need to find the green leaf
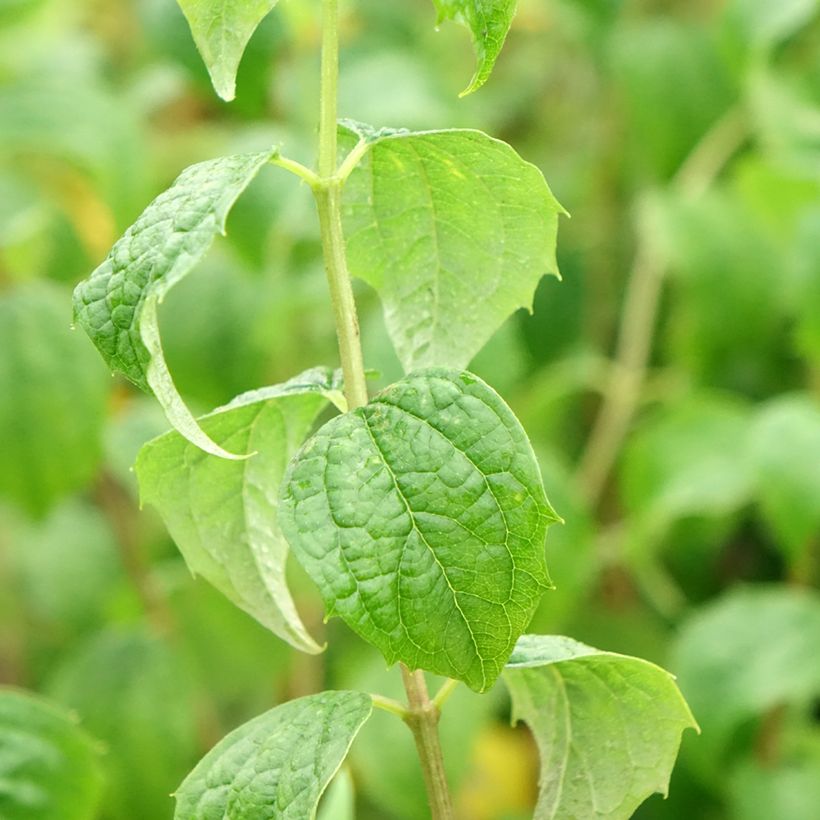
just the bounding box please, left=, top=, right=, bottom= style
left=432, top=1, right=518, bottom=95
left=750, top=396, right=820, bottom=560
left=48, top=628, right=199, bottom=820
left=280, top=368, right=558, bottom=692
left=317, top=769, right=355, bottom=820
left=723, top=0, right=819, bottom=50
left=503, top=635, right=697, bottom=820
left=176, top=1, right=280, bottom=101
left=0, top=282, right=109, bottom=516
left=136, top=368, right=345, bottom=653
left=342, top=125, right=563, bottom=373
left=73, top=151, right=273, bottom=459
left=671, top=587, right=820, bottom=776
left=0, top=688, right=102, bottom=820
left=174, top=691, right=372, bottom=820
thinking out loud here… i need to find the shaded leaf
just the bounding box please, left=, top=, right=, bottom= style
left=503, top=635, right=697, bottom=820
left=73, top=151, right=273, bottom=458
left=176, top=0, right=280, bottom=101
left=0, top=688, right=102, bottom=820
left=174, top=691, right=372, bottom=820
left=0, top=283, right=108, bottom=516
left=342, top=124, right=563, bottom=373
left=280, top=368, right=558, bottom=692
left=137, top=368, right=345, bottom=652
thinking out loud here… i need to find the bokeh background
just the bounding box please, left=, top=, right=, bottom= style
left=1, top=0, right=820, bottom=817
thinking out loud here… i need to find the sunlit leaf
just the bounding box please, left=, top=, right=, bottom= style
left=280, top=368, right=558, bottom=692
left=176, top=0, right=280, bottom=101
left=174, top=691, right=372, bottom=820
left=73, top=151, right=274, bottom=458
left=342, top=124, right=563, bottom=373
left=504, top=635, right=697, bottom=820
left=137, top=368, right=346, bottom=652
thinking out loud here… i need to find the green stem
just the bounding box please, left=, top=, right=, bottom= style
left=314, top=3, right=453, bottom=817
left=401, top=666, right=454, bottom=820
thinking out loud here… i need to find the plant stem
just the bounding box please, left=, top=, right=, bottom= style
left=574, top=106, right=748, bottom=506
left=401, top=666, right=454, bottom=820
left=313, top=3, right=453, bottom=816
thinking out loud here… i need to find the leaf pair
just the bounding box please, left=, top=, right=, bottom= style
left=173, top=636, right=696, bottom=820
left=178, top=1, right=520, bottom=101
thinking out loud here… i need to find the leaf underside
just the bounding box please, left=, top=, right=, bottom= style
left=73, top=151, right=273, bottom=458
left=342, top=125, right=563, bottom=373
left=432, top=0, right=519, bottom=95
left=280, top=368, right=558, bottom=693
left=176, top=0, right=280, bottom=101
left=504, top=635, right=698, bottom=820
left=174, top=691, right=372, bottom=820
left=136, top=368, right=346, bottom=653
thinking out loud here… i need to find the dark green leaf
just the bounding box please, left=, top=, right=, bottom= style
left=0, top=688, right=102, bottom=820
left=73, top=151, right=273, bottom=458
left=504, top=635, right=697, bottom=820
left=342, top=125, right=563, bottom=372
left=137, top=368, right=345, bottom=652
left=174, top=691, right=372, bottom=820
left=280, top=368, right=558, bottom=692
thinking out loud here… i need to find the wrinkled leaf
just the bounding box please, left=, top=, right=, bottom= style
left=671, top=587, right=820, bottom=776
left=176, top=1, right=280, bottom=101
left=0, top=688, right=102, bottom=820
left=432, top=1, right=518, bottom=95
left=280, top=368, right=558, bottom=692
left=174, top=691, right=372, bottom=820
left=0, top=283, right=108, bottom=516
left=342, top=124, right=563, bottom=372
left=137, top=368, right=345, bottom=653
left=503, top=635, right=697, bottom=820
left=73, top=151, right=273, bottom=459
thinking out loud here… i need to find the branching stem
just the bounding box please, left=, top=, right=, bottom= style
left=314, top=2, right=454, bottom=816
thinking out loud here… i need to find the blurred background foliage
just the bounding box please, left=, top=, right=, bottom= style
left=1, top=0, right=819, bottom=818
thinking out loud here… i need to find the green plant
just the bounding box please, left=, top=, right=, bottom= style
left=67, top=2, right=697, bottom=818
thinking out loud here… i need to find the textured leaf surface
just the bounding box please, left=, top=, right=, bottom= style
left=280, top=369, right=558, bottom=692
left=432, top=1, right=518, bottom=94
left=136, top=368, right=345, bottom=652
left=503, top=635, right=697, bottom=820
left=73, top=151, right=273, bottom=458
left=0, top=688, right=102, bottom=820
left=174, top=691, right=372, bottom=820
left=176, top=1, right=280, bottom=100
left=0, top=283, right=108, bottom=516
left=342, top=126, right=563, bottom=372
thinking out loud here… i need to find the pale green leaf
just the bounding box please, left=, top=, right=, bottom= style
left=750, top=396, right=820, bottom=560
left=136, top=368, right=345, bottom=653
left=48, top=628, right=199, bottom=820
left=342, top=125, right=563, bottom=373
left=317, top=769, right=355, bottom=820
left=503, top=635, right=697, bottom=820
left=73, top=151, right=274, bottom=459
left=432, top=1, right=518, bottom=95
left=174, top=691, right=372, bottom=820
left=176, top=0, right=280, bottom=101
left=0, top=283, right=109, bottom=516
left=0, top=688, right=103, bottom=820
left=724, top=0, right=819, bottom=49
left=280, top=368, right=559, bottom=692
left=671, top=587, right=820, bottom=776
